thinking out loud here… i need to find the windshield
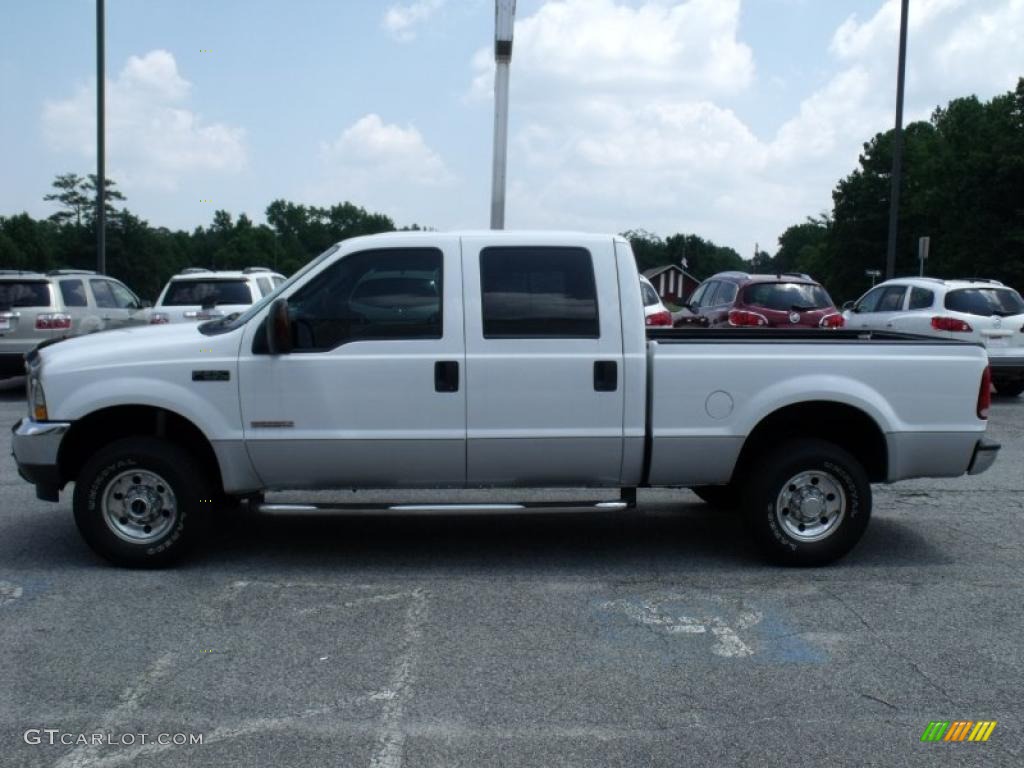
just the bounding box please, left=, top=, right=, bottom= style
left=944, top=287, right=1024, bottom=316
left=0, top=280, right=51, bottom=308
left=198, top=244, right=341, bottom=335
left=162, top=279, right=252, bottom=306
left=743, top=282, right=833, bottom=311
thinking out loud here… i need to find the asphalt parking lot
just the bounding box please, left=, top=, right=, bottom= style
left=1, top=377, right=1022, bottom=768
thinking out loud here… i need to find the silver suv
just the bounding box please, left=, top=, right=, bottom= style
left=0, top=270, right=149, bottom=378
left=150, top=267, right=285, bottom=324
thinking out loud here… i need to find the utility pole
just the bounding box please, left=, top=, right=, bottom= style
left=885, top=0, right=910, bottom=280
left=490, top=1, right=516, bottom=230
left=96, top=0, right=106, bottom=274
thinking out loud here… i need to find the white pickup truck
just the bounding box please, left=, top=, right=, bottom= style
left=12, top=232, right=999, bottom=567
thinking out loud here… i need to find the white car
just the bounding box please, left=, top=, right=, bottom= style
left=843, top=277, right=1024, bottom=396
left=639, top=275, right=672, bottom=327
left=150, top=267, right=285, bottom=324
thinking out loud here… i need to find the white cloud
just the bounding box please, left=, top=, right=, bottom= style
left=320, top=114, right=452, bottom=187
left=42, top=50, right=245, bottom=190
left=308, top=114, right=454, bottom=225
left=383, top=0, right=446, bottom=42
left=472, top=0, right=754, bottom=99
left=468, top=0, right=1022, bottom=255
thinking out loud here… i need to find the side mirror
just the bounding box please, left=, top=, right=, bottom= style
left=140, top=299, right=153, bottom=309
left=842, top=300, right=856, bottom=312
left=266, top=298, right=293, bottom=355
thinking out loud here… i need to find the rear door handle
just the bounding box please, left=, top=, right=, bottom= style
left=594, top=360, right=618, bottom=392
left=434, top=360, right=459, bottom=392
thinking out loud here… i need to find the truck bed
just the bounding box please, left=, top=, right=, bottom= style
left=643, top=328, right=989, bottom=487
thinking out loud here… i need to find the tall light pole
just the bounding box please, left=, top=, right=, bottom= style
left=96, top=0, right=106, bottom=274
left=490, top=0, right=515, bottom=230
left=885, top=0, right=910, bottom=280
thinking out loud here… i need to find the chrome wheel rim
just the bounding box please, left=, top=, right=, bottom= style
left=775, top=470, right=846, bottom=542
left=101, top=469, right=178, bottom=544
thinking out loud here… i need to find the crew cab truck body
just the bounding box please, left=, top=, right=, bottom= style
left=12, top=232, right=999, bottom=567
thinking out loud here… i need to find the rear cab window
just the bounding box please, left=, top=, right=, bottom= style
left=479, top=246, right=599, bottom=338
left=945, top=287, right=1024, bottom=316
left=162, top=280, right=254, bottom=306
left=0, top=280, right=52, bottom=308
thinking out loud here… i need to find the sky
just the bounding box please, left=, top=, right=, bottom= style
left=1, top=0, right=1021, bottom=258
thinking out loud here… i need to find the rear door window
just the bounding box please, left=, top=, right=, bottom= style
left=163, top=279, right=253, bottom=306
left=480, top=246, right=598, bottom=338
left=60, top=279, right=88, bottom=307
left=0, top=280, right=51, bottom=308
left=945, top=288, right=1024, bottom=316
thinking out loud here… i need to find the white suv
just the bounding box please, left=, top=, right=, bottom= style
left=843, top=277, right=1024, bottom=396
left=150, top=267, right=285, bottom=325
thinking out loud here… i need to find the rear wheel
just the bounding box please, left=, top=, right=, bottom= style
left=73, top=437, right=213, bottom=567
left=993, top=380, right=1024, bottom=397
left=740, top=439, right=871, bottom=566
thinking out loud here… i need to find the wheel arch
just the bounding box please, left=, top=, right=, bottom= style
left=58, top=405, right=224, bottom=493
left=733, top=400, right=888, bottom=483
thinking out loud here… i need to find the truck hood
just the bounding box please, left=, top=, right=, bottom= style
left=39, top=322, right=242, bottom=375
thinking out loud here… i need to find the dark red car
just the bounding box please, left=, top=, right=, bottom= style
left=679, top=271, right=844, bottom=329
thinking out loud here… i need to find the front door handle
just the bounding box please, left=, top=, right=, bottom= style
left=594, top=360, right=618, bottom=392
left=434, top=361, right=459, bottom=392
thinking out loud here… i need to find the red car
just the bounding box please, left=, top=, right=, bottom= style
left=681, top=271, right=844, bottom=329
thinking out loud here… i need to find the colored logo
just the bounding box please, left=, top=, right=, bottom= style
left=920, top=721, right=997, bottom=742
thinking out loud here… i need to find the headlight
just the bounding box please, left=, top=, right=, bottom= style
left=28, top=375, right=48, bottom=421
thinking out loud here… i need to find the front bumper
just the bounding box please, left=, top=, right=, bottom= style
left=968, top=437, right=1000, bottom=475
left=11, top=418, right=71, bottom=500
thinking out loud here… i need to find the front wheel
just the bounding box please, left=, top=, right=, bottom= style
left=73, top=437, right=214, bottom=567
left=740, top=439, right=871, bottom=566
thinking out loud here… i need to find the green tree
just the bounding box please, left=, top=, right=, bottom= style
left=43, top=173, right=90, bottom=228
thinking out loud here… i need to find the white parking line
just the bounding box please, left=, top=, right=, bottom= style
left=55, top=652, right=176, bottom=768
left=369, top=588, right=429, bottom=768
left=601, top=598, right=762, bottom=658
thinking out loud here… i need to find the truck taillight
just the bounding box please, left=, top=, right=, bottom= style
left=978, top=365, right=992, bottom=419
left=728, top=309, right=768, bottom=327
left=35, top=313, right=71, bottom=330
left=932, top=316, right=972, bottom=332
left=819, top=313, right=845, bottom=328
left=646, top=310, right=672, bottom=327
